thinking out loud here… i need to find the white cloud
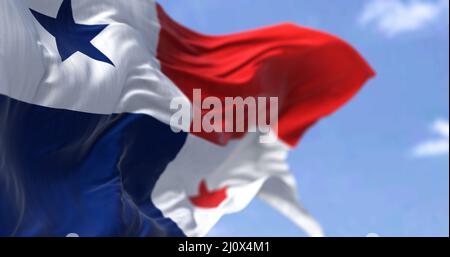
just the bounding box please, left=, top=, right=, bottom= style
left=413, top=119, right=449, bottom=157
left=359, top=0, right=449, bottom=37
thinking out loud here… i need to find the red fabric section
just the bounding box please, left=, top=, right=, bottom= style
left=156, top=4, right=375, bottom=147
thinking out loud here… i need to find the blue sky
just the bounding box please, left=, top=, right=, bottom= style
left=158, top=0, right=449, bottom=237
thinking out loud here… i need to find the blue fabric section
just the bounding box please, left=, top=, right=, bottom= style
left=0, top=94, right=187, bottom=236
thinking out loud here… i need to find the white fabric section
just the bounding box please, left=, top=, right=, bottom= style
left=152, top=132, right=323, bottom=237
left=258, top=177, right=324, bottom=237
left=0, top=0, right=190, bottom=130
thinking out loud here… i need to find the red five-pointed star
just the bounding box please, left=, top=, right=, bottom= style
left=189, top=180, right=228, bottom=209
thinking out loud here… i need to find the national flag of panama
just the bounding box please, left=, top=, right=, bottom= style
left=0, top=0, right=374, bottom=237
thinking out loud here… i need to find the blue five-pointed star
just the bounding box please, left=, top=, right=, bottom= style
left=30, top=0, right=114, bottom=66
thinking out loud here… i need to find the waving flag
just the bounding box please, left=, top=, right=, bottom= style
left=0, top=0, right=374, bottom=237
